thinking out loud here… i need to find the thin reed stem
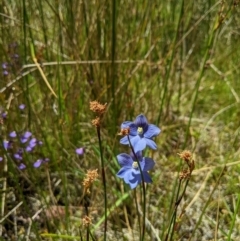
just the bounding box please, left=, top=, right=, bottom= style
left=164, top=180, right=182, bottom=241
left=96, top=126, right=107, bottom=241
left=127, top=136, right=146, bottom=241
left=169, top=179, right=189, bottom=241
left=133, top=189, right=142, bottom=241
left=165, top=171, right=192, bottom=241
left=157, top=0, right=184, bottom=125
left=183, top=12, right=218, bottom=149
left=227, top=192, right=240, bottom=240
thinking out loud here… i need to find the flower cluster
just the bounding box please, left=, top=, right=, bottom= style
left=116, top=114, right=161, bottom=189
left=2, top=42, right=21, bottom=77
left=1, top=130, right=49, bottom=169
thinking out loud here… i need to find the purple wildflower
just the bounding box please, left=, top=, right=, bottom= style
left=9, top=131, right=17, bottom=138
left=14, top=148, right=23, bottom=160
left=120, top=114, right=161, bottom=152
left=28, top=138, right=37, bottom=148
left=2, top=63, right=8, bottom=76
left=0, top=157, right=3, bottom=162
left=18, top=163, right=26, bottom=170
left=25, top=146, right=32, bottom=152
left=19, top=104, right=25, bottom=110
left=3, top=140, right=11, bottom=150
left=76, top=147, right=84, bottom=155
left=2, top=63, right=8, bottom=69
left=26, top=138, right=41, bottom=152
left=1, top=111, right=7, bottom=119
left=33, top=158, right=49, bottom=168
left=20, top=131, right=32, bottom=143
left=3, top=70, right=8, bottom=76
left=14, top=153, right=23, bottom=160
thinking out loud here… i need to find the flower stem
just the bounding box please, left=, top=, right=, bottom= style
left=84, top=204, right=89, bottom=241
left=165, top=178, right=191, bottom=241
left=127, top=136, right=146, bottom=241
left=96, top=126, right=107, bottom=241
left=133, top=189, right=142, bottom=241
left=164, top=180, right=182, bottom=241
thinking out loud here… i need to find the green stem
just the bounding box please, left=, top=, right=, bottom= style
left=96, top=126, right=107, bottom=241
left=227, top=192, right=240, bottom=240
left=169, top=179, right=189, bottom=241
left=84, top=205, right=89, bottom=241
left=164, top=179, right=182, bottom=241
left=183, top=11, right=219, bottom=149
left=127, top=136, right=146, bottom=241
left=134, top=189, right=142, bottom=241
left=157, top=0, right=184, bottom=125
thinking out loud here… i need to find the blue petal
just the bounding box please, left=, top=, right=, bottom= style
left=134, top=114, right=148, bottom=128
left=128, top=173, right=141, bottom=189
left=128, top=180, right=139, bottom=189
left=132, top=137, right=146, bottom=152
left=142, top=157, right=155, bottom=171
left=143, top=172, right=152, bottom=183
left=145, top=138, right=157, bottom=150
left=117, top=153, right=133, bottom=167
left=120, top=136, right=129, bottom=145
left=129, top=125, right=138, bottom=135
left=121, top=121, right=133, bottom=129
left=144, top=124, right=161, bottom=138
left=123, top=170, right=135, bottom=184
left=130, top=151, right=143, bottom=161
left=129, top=135, right=140, bottom=151
left=117, top=167, right=131, bottom=178
left=117, top=168, right=135, bottom=185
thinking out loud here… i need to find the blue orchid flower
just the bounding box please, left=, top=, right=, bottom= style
left=120, top=114, right=160, bottom=152
left=116, top=152, right=155, bottom=189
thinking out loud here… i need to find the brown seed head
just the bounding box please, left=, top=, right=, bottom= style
left=82, top=169, right=99, bottom=194
left=118, top=127, right=130, bottom=136
left=178, top=150, right=192, bottom=162
left=91, top=117, right=100, bottom=128
left=178, top=150, right=193, bottom=165
left=179, top=169, right=191, bottom=180
left=82, top=215, right=92, bottom=227
left=90, top=100, right=107, bottom=115
left=178, top=150, right=195, bottom=173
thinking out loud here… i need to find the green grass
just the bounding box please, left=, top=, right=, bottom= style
left=0, top=0, right=240, bottom=240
